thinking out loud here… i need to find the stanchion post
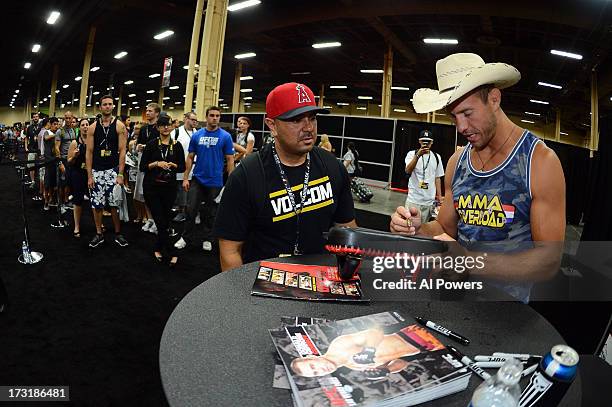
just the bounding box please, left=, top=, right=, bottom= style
left=50, top=158, right=67, bottom=228
left=17, top=163, right=43, bottom=264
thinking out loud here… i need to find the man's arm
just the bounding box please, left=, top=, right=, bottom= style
left=225, top=154, right=235, bottom=175
left=219, top=239, right=244, bottom=271
left=183, top=152, right=195, bottom=190
left=391, top=151, right=460, bottom=237
left=467, top=144, right=565, bottom=282
left=86, top=122, right=96, bottom=188
left=435, top=177, right=443, bottom=202
left=116, top=121, right=127, bottom=185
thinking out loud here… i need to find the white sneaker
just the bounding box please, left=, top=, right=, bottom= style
left=174, top=237, right=187, bottom=249
left=195, top=213, right=201, bottom=225
left=202, top=241, right=212, bottom=251
left=141, top=219, right=153, bottom=232
left=149, top=223, right=158, bottom=235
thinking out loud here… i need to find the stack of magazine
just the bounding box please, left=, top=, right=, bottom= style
left=270, top=311, right=471, bottom=407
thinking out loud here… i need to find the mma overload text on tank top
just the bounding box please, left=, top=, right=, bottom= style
left=93, top=118, right=120, bottom=171
left=452, top=130, right=542, bottom=302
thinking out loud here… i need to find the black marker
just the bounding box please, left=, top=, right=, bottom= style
left=415, top=316, right=470, bottom=345
left=448, top=346, right=491, bottom=381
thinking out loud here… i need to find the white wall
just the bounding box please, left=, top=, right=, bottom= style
left=0, top=106, right=30, bottom=126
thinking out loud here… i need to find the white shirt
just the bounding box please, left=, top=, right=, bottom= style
left=236, top=131, right=255, bottom=148
left=175, top=125, right=195, bottom=181
left=404, top=150, right=444, bottom=205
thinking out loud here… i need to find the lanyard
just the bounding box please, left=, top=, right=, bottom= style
left=419, top=152, right=432, bottom=181
left=271, top=144, right=310, bottom=255
left=98, top=118, right=113, bottom=150
left=158, top=137, right=173, bottom=160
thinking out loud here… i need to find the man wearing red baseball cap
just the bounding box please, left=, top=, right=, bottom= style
left=213, top=82, right=357, bottom=271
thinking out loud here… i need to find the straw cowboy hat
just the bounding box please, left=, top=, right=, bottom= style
left=412, top=53, right=521, bottom=114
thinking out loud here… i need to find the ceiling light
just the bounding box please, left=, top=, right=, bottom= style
left=154, top=30, right=174, bottom=40
left=146, top=99, right=152, bottom=102
left=550, top=49, right=583, bottom=60
left=114, top=51, right=128, bottom=59
left=62, top=84, right=69, bottom=89
left=169, top=86, right=179, bottom=90
left=146, top=90, right=155, bottom=94
left=218, top=99, right=224, bottom=101
left=132, top=101, right=138, bottom=105
left=538, top=81, right=562, bottom=89
left=530, top=99, right=549, bottom=105
left=394, top=108, right=406, bottom=112
left=322, top=105, right=332, bottom=109
left=235, top=52, right=256, bottom=59
left=15, top=90, right=19, bottom=94
left=391, top=86, right=410, bottom=91
left=55, top=90, right=60, bottom=93
left=525, top=111, right=541, bottom=116
left=120, top=103, right=125, bottom=106
left=93, top=91, right=100, bottom=95
left=90, top=66, right=100, bottom=72
left=243, top=96, right=253, bottom=100
left=330, top=85, right=347, bottom=89
left=163, top=97, right=170, bottom=100
left=128, top=93, right=136, bottom=97
left=87, top=103, right=91, bottom=107
left=240, top=88, right=252, bottom=93
left=337, top=102, right=349, bottom=106
left=24, top=62, right=31, bottom=69
left=291, top=71, right=310, bottom=75
left=360, top=69, right=383, bottom=74
left=32, top=44, right=41, bottom=53
left=149, top=73, right=161, bottom=78
left=521, top=119, right=535, bottom=124
left=358, top=96, right=373, bottom=100
left=124, top=80, right=134, bottom=85
left=312, top=42, right=342, bottom=49
left=75, top=76, right=82, bottom=81
left=560, top=131, right=568, bottom=135
left=46, top=11, right=60, bottom=25
left=423, top=38, right=458, bottom=44
left=240, top=76, right=253, bottom=81
left=174, top=101, right=181, bottom=104
left=73, top=98, right=78, bottom=102
left=228, top=0, right=261, bottom=12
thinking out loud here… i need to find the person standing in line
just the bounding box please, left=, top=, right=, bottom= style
left=234, top=116, right=256, bottom=162
left=137, top=103, right=161, bottom=234
left=140, top=112, right=186, bottom=265
left=172, top=111, right=198, bottom=223
left=174, top=106, right=235, bottom=252
left=67, top=118, right=90, bottom=238
left=85, top=94, right=129, bottom=248
left=24, top=112, right=41, bottom=192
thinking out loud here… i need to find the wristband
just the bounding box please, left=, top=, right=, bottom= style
left=117, top=173, right=124, bottom=177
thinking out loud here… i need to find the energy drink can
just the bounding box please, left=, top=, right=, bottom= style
left=518, top=344, right=579, bottom=407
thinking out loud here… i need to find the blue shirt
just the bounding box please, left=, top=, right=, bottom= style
left=189, top=127, right=234, bottom=187
left=452, top=130, right=542, bottom=302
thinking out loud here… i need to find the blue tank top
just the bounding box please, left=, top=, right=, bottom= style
left=452, top=130, right=542, bottom=302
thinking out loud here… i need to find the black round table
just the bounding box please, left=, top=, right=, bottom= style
left=160, top=255, right=581, bottom=407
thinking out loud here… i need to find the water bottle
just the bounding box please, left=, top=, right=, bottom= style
left=21, top=241, right=31, bottom=263
left=469, top=358, right=523, bottom=407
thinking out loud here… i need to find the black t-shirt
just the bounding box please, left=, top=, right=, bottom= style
left=213, top=144, right=355, bottom=263
left=137, top=124, right=159, bottom=146
left=25, top=122, right=41, bottom=153
left=140, top=138, right=186, bottom=188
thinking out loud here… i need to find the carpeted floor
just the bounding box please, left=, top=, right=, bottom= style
left=0, top=162, right=390, bottom=406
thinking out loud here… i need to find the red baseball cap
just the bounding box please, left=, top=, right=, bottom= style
left=266, top=82, right=330, bottom=120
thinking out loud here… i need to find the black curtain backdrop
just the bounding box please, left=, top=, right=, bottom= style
left=545, top=140, right=591, bottom=226
left=581, top=113, right=612, bottom=240
left=391, top=120, right=457, bottom=191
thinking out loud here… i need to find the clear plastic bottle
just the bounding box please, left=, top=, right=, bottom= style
left=469, top=358, right=523, bottom=407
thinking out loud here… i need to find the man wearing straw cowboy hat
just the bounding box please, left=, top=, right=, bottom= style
left=390, top=53, right=566, bottom=301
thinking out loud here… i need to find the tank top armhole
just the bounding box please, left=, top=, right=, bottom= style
left=527, top=138, right=543, bottom=200
left=451, top=146, right=470, bottom=187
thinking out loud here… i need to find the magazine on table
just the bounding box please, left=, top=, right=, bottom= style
left=252, top=261, right=368, bottom=302
left=269, top=311, right=471, bottom=407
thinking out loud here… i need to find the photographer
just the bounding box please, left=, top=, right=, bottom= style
left=404, top=130, right=444, bottom=224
